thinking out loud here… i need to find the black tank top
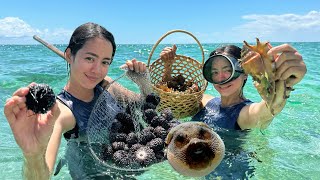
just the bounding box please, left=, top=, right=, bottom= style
left=56, top=86, right=116, bottom=140
left=192, top=97, right=253, bottom=130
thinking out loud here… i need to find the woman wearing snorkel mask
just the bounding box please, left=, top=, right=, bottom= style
left=160, top=44, right=306, bottom=130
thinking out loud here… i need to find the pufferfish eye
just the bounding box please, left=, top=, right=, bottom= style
left=176, top=134, right=186, bottom=143
left=174, top=134, right=188, bottom=148
left=198, top=127, right=212, bottom=140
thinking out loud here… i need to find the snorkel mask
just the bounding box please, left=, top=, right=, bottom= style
left=203, top=54, right=244, bottom=85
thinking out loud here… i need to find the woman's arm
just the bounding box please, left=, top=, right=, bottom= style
left=238, top=80, right=288, bottom=129
left=4, top=84, right=61, bottom=179
left=105, top=59, right=153, bottom=102
left=23, top=103, right=74, bottom=180
left=45, top=101, right=76, bottom=173
left=23, top=105, right=74, bottom=180
left=200, top=94, right=214, bottom=108
left=106, top=75, right=153, bottom=103
left=238, top=44, right=306, bottom=130
left=23, top=153, right=50, bottom=180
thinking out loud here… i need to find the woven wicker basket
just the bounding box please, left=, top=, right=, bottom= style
left=147, top=30, right=208, bottom=119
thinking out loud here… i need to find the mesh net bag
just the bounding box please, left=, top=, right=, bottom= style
left=86, top=71, right=182, bottom=174
left=147, top=30, right=208, bottom=119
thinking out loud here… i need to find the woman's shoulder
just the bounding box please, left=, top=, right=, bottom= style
left=243, top=99, right=253, bottom=105
left=56, top=100, right=76, bottom=132
left=200, top=94, right=215, bottom=108
left=98, top=76, right=112, bottom=89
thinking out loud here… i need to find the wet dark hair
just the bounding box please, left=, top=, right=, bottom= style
left=209, top=45, right=241, bottom=59
left=65, top=22, right=116, bottom=61
left=209, top=45, right=247, bottom=97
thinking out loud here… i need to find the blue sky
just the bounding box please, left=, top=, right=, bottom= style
left=0, top=0, right=319, bottom=44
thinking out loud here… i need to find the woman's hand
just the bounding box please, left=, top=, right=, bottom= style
left=160, top=45, right=177, bottom=61
left=121, top=58, right=147, bottom=73
left=117, top=59, right=153, bottom=97
left=4, top=83, right=60, bottom=156
left=268, top=44, right=307, bottom=88
left=270, top=80, right=288, bottom=115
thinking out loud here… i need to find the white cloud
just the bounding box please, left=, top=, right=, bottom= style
left=0, top=17, right=72, bottom=44
left=0, top=17, right=37, bottom=38
left=199, top=11, right=320, bottom=43
left=231, top=10, right=320, bottom=42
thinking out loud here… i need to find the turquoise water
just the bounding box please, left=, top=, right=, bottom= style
left=0, top=42, right=319, bottom=179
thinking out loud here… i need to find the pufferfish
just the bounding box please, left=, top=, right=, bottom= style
left=165, top=122, right=225, bottom=177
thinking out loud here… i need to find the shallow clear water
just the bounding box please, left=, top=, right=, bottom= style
left=0, top=42, right=319, bottom=179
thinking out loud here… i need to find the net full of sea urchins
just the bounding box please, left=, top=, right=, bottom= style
left=102, top=93, right=181, bottom=169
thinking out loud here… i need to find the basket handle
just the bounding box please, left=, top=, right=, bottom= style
left=147, top=29, right=205, bottom=67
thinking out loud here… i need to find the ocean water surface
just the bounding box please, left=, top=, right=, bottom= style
left=0, top=42, right=319, bottom=179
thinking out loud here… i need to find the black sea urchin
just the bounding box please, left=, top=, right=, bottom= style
left=113, top=150, right=131, bottom=166
left=160, top=108, right=174, bottom=121
left=109, top=133, right=127, bottom=143
left=115, top=112, right=135, bottom=133
left=155, top=151, right=166, bottom=161
left=112, top=141, right=126, bottom=151
left=110, top=119, right=123, bottom=133
left=147, top=138, right=164, bottom=152
left=143, top=102, right=157, bottom=111
left=153, top=126, right=168, bottom=140
left=145, top=93, right=160, bottom=106
left=138, top=130, right=156, bottom=145
left=130, top=143, right=143, bottom=153
left=26, top=84, right=56, bottom=114
left=151, top=116, right=167, bottom=128
left=126, top=132, right=138, bottom=146
left=102, top=144, right=113, bottom=161
left=144, top=109, right=158, bottom=124
left=143, top=126, right=155, bottom=133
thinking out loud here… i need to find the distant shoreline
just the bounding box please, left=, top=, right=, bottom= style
left=1, top=41, right=320, bottom=46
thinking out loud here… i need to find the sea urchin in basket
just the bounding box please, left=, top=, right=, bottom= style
left=147, top=30, right=208, bottom=119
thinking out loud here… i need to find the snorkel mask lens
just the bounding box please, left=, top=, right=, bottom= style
left=203, top=54, right=243, bottom=85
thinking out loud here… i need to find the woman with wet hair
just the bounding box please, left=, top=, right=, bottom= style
left=4, top=22, right=151, bottom=179
left=161, top=43, right=306, bottom=179
left=160, top=43, right=306, bottom=130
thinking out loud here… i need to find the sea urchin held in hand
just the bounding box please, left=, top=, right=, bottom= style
left=25, top=84, right=56, bottom=114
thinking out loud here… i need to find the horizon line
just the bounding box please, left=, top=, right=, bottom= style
left=0, top=41, right=319, bottom=46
